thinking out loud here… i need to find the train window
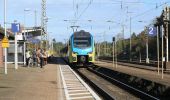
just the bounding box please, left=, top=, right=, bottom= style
left=73, top=37, right=91, bottom=48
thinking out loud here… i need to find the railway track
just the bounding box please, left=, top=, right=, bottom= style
left=74, top=65, right=161, bottom=100
left=97, top=59, right=158, bottom=71
left=63, top=58, right=169, bottom=100
left=97, top=59, right=170, bottom=74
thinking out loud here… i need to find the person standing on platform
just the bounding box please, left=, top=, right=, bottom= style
left=40, top=49, right=44, bottom=68
left=26, top=50, right=31, bottom=67
left=32, top=49, right=37, bottom=66
left=36, top=48, right=41, bottom=67
left=44, top=49, right=48, bottom=65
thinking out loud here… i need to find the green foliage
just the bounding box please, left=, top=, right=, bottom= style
left=53, top=42, right=65, bottom=56
left=96, top=30, right=158, bottom=61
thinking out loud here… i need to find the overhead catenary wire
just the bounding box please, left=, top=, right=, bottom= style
left=106, top=1, right=169, bottom=32
left=73, top=0, right=93, bottom=25
left=131, top=2, right=169, bottom=19
left=97, top=1, right=167, bottom=40
left=107, top=1, right=170, bottom=22
left=67, top=0, right=170, bottom=39
left=109, top=0, right=167, bottom=5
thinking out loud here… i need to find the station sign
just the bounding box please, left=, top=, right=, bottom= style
left=148, top=27, right=157, bottom=36
left=11, top=23, right=20, bottom=34
left=2, top=36, right=9, bottom=48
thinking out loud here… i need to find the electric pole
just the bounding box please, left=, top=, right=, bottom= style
left=41, top=0, right=47, bottom=48
left=164, top=6, right=170, bottom=63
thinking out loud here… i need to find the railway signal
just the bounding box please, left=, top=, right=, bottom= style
left=112, top=37, right=115, bottom=67
left=112, top=37, right=117, bottom=68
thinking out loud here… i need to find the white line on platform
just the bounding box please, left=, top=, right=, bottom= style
left=67, top=84, right=83, bottom=86
left=60, top=64, right=101, bottom=100
left=70, top=96, right=93, bottom=100
left=69, top=92, right=91, bottom=96
left=68, top=66, right=102, bottom=100
left=59, top=65, right=70, bottom=100
left=68, top=90, right=88, bottom=93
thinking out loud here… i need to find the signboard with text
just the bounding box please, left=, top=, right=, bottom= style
left=11, top=23, right=20, bottom=34
left=2, top=36, right=9, bottom=48
left=148, top=27, right=157, bottom=36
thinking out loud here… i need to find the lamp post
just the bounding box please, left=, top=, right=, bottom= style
left=145, top=26, right=149, bottom=63
left=4, top=0, right=7, bottom=74
left=138, top=21, right=150, bottom=63
left=129, top=16, right=132, bottom=62
left=127, top=8, right=134, bottom=61
left=23, top=8, right=30, bottom=66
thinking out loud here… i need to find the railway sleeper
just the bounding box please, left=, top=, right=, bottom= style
left=91, top=65, right=170, bottom=99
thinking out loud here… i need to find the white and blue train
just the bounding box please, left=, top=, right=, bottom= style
left=68, top=30, right=95, bottom=65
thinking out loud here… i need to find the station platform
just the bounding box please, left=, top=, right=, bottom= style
left=0, top=58, right=65, bottom=100
left=94, top=60, right=170, bottom=86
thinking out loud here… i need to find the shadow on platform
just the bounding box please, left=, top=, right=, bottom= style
left=48, top=57, right=67, bottom=65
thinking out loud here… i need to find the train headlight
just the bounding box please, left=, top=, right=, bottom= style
left=89, top=57, right=92, bottom=61
left=72, top=52, right=77, bottom=62
left=73, top=57, right=76, bottom=61
left=72, top=52, right=77, bottom=57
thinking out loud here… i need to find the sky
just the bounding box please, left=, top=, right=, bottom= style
left=0, top=0, right=170, bottom=43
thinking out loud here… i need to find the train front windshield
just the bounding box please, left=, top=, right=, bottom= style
left=73, top=37, right=91, bottom=48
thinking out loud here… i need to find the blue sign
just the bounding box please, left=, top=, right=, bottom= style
left=28, top=38, right=40, bottom=44
left=148, top=27, right=157, bottom=36
left=11, top=23, right=20, bottom=33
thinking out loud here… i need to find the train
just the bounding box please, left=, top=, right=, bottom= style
left=68, top=30, right=95, bottom=65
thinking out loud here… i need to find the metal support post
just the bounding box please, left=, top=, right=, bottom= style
left=23, top=11, right=26, bottom=65
left=98, top=43, right=100, bottom=57
left=115, top=41, right=117, bottom=68
left=130, top=17, right=132, bottom=61
left=23, top=9, right=30, bottom=65
left=157, top=26, right=160, bottom=75
left=112, top=41, right=115, bottom=67
left=161, top=25, right=164, bottom=79
left=15, top=33, right=18, bottom=69
left=145, top=27, right=149, bottom=63
left=166, top=23, right=169, bottom=62
left=4, top=0, right=7, bottom=74
left=122, top=24, right=125, bottom=55
left=165, top=6, right=169, bottom=62
left=41, top=0, right=47, bottom=48
left=23, top=41, right=26, bottom=65
left=103, top=32, right=106, bottom=56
